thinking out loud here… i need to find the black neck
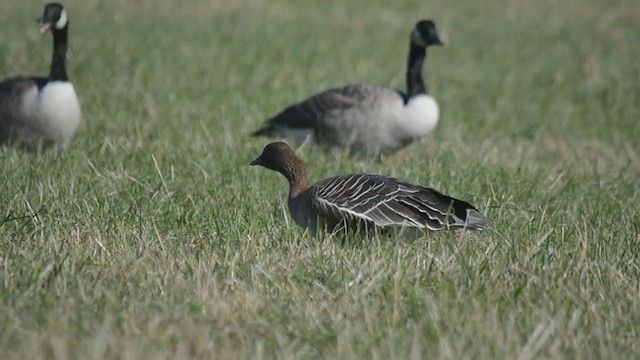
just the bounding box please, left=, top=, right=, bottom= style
left=49, top=24, right=69, bottom=81
left=406, top=42, right=427, bottom=96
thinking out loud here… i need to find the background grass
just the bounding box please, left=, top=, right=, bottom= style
left=1, top=0, right=639, bottom=358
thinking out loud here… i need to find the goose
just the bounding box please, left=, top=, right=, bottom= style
left=250, top=142, right=492, bottom=236
left=0, top=3, right=81, bottom=149
left=251, top=20, right=444, bottom=156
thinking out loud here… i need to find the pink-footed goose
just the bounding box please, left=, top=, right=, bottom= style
left=250, top=142, right=492, bottom=236
left=251, top=20, right=444, bottom=156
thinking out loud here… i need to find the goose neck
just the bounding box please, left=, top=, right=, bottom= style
left=281, top=162, right=310, bottom=198
left=49, top=25, right=69, bottom=82
left=406, top=42, right=427, bottom=96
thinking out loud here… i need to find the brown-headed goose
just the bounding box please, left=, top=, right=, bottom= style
left=252, top=20, right=444, bottom=156
left=250, top=142, right=492, bottom=236
left=0, top=3, right=80, bottom=149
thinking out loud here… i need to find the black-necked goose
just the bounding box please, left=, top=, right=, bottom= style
left=252, top=20, right=444, bottom=155
left=0, top=3, right=80, bottom=149
left=251, top=142, right=492, bottom=236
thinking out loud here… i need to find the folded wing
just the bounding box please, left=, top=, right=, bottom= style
left=251, top=84, right=390, bottom=137
left=0, top=77, right=47, bottom=142
left=310, top=174, right=491, bottom=231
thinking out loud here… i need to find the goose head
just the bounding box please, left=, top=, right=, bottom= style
left=411, top=20, right=444, bottom=47
left=250, top=142, right=309, bottom=195
left=250, top=142, right=299, bottom=172
left=38, top=3, right=68, bottom=34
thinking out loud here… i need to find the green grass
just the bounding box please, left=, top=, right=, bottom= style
left=1, top=0, right=639, bottom=358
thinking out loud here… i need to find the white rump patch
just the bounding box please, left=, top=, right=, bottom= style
left=399, top=95, right=439, bottom=137
left=37, top=81, right=81, bottom=144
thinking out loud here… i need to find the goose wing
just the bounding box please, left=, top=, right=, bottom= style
left=252, top=84, right=393, bottom=136
left=0, top=77, right=46, bottom=139
left=0, top=76, right=46, bottom=96
left=310, top=174, right=491, bottom=230
left=0, top=76, right=47, bottom=110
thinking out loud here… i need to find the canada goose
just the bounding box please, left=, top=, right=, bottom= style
left=250, top=142, right=492, bottom=236
left=0, top=3, right=80, bottom=149
left=252, top=20, right=444, bottom=155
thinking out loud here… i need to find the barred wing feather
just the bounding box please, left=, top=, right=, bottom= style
left=311, top=174, right=489, bottom=230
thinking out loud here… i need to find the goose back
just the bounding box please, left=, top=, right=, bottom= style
left=256, top=84, right=433, bottom=154
left=290, top=174, right=491, bottom=234
left=0, top=77, right=46, bottom=144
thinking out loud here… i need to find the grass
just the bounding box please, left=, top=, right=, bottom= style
left=1, top=0, right=639, bottom=358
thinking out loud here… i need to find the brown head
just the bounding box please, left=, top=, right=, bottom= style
left=250, top=142, right=310, bottom=196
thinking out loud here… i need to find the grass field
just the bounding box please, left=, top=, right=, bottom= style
left=1, top=0, right=639, bottom=358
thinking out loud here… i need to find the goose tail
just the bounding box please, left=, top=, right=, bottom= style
left=464, top=208, right=493, bottom=230
left=251, top=124, right=276, bottom=137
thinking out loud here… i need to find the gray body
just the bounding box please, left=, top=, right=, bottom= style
left=252, top=20, right=445, bottom=156
left=0, top=76, right=80, bottom=148
left=256, top=84, right=440, bottom=155
left=288, top=173, right=491, bottom=236
left=0, top=77, right=47, bottom=145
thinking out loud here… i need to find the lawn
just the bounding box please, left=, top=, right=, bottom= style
left=0, top=0, right=638, bottom=358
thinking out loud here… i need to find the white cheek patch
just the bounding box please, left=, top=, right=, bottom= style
left=55, top=9, right=68, bottom=29
left=411, top=29, right=426, bottom=47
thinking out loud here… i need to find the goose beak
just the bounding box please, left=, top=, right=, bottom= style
left=250, top=156, right=262, bottom=166
left=431, top=33, right=445, bottom=46
left=38, top=19, right=53, bottom=34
